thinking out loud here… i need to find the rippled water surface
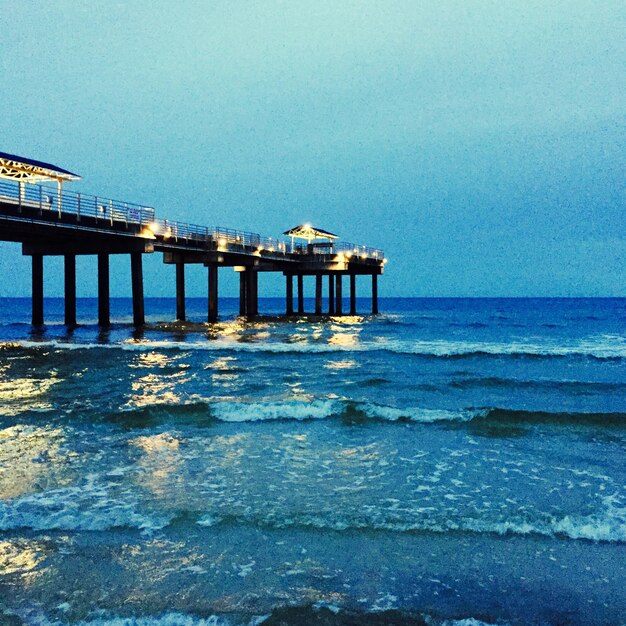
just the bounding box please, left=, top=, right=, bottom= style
left=0, top=297, right=624, bottom=625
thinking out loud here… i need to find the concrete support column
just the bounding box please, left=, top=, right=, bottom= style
left=286, top=274, right=294, bottom=315
left=297, top=274, right=304, bottom=314
left=328, top=274, right=335, bottom=315
left=31, top=254, right=44, bottom=327
left=372, top=273, right=378, bottom=315
left=176, top=262, right=186, bottom=321
left=246, top=268, right=257, bottom=318
left=130, top=252, right=145, bottom=326
left=98, top=253, right=110, bottom=327
left=350, top=274, right=356, bottom=315
left=208, top=265, right=218, bottom=323
left=336, top=274, right=343, bottom=315
left=239, top=271, right=247, bottom=316
left=64, top=254, right=77, bottom=327
left=315, top=274, right=322, bottom=315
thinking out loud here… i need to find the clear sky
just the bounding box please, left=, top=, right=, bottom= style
left=0, top=1, right=624, bottom=297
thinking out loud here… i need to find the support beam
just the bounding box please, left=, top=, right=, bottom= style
left=31, top=254, right=44, bottom=327
left=64, top=254, right=76, bottom=327
left=130, top=252, right=145, bottom=326
left=286, top=274, right=294, bottom=315
left=350, top=274, right=356, bottom=315
left=297, top=274, right=304, bottom=314
left=239, top=271, right=247, bottom=316
left=372, top=273, right=378, bottom=315
left=176, top=262, right=186, bottom=321
left=208, top=265, right=218, bottom=323
left=98, top=253, right=110, bottom=327
left=335, top=274, right=343, bottom=315
left=328, top=274, right=335, bottom=315
left=315, top=274, right=322, bottom=315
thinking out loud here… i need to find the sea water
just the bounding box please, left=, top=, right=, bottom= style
left=0, top=297, right=624, bottom=625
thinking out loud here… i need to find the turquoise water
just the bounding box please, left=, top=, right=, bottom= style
left=0, top=298, right=624, bottom=625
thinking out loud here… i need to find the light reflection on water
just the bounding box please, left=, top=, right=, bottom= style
left=0, top=376, right=60, bottom=416
left=0, top=539, right=48, bottom=581
left=0, top=425, right=69, bottom=500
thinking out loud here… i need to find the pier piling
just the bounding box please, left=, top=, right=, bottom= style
left=335, top=274, right=343, bottom=315
left=208, top=265, right=218, bottom=323
left=64, top=254, right=77, bottom=327
left=239, top=271, right=247, bottom=316
left=297, top=274, right=304, bottom=314
left=315, top=274, right=322, bottom=315
left=350, top=274, right=356, bottom=315
left=286, top=274, right=294, bottom=315
left=31, top=254, right=44, bottom=326
left=176, top=262, right=186, bottom=321
left=372, top=274, right=378, bottom=315
left=245, top=268, right=258, bottom=318
left=328, top=274, right=335, bottom=315
left=97, top=253, right=110, bottom=327
left=130, top=252, right=145, bottom=326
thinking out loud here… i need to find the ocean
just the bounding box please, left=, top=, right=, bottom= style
left=0, top=297, right=624, bottom=626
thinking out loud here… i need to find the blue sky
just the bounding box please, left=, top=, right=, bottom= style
left=0, top=1, right=624, bottom=296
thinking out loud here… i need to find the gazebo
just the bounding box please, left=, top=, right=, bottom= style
left=0, top=151, right=81, bottom=210
left=283, top=223, right=338, bottom=253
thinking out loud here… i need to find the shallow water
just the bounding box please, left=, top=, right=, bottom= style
left=0, top=297, right=624, bottom=625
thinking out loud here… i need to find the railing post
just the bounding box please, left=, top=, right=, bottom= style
left=77, top=193, right=81, bottom=221
left=39, top=186, right=43, bottom=215
left=94, top=196, right=98, bottom=223
left=57, top=180, right=62, bottom=218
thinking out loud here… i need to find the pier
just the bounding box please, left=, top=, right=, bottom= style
left=0, top=152, right=385, bottom=326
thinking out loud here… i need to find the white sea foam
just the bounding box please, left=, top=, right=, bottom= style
left=0, top=474, right=171, bottom=534
left=205, top=398, right=474, bottom=424
left=16, top=612, right=264, bottom=626
left=360, top=403, right=475, bottom=423
left=194, top=497, right=626, bottom=543
left=7, top=334, right=626, bottom=358
left=210, top=399, right=338, bottom=422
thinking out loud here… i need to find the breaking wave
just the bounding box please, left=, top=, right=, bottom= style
left=4, top=335, right=626, bottom=359
left=195, top=494, right=626, bottom=543
left=105, top=399, right=626, bottom=429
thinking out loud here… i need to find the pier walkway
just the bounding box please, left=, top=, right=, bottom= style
left=0, top=152, right=385, bottom=326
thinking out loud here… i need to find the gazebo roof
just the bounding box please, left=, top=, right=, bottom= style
left=0, top=151, right=81, bottom=183
left=283, top=224, right=338, bottom=240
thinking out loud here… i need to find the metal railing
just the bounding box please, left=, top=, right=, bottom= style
left=0, top=179, right=384, bottom=261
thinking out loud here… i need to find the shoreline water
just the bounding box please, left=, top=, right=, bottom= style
left=0, top=298, right=624, bottom=625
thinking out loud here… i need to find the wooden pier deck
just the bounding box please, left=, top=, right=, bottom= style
left=0, top=153, right=385, bottom=326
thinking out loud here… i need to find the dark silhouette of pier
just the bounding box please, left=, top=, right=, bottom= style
left=0, top=152, right=385, bottom=326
